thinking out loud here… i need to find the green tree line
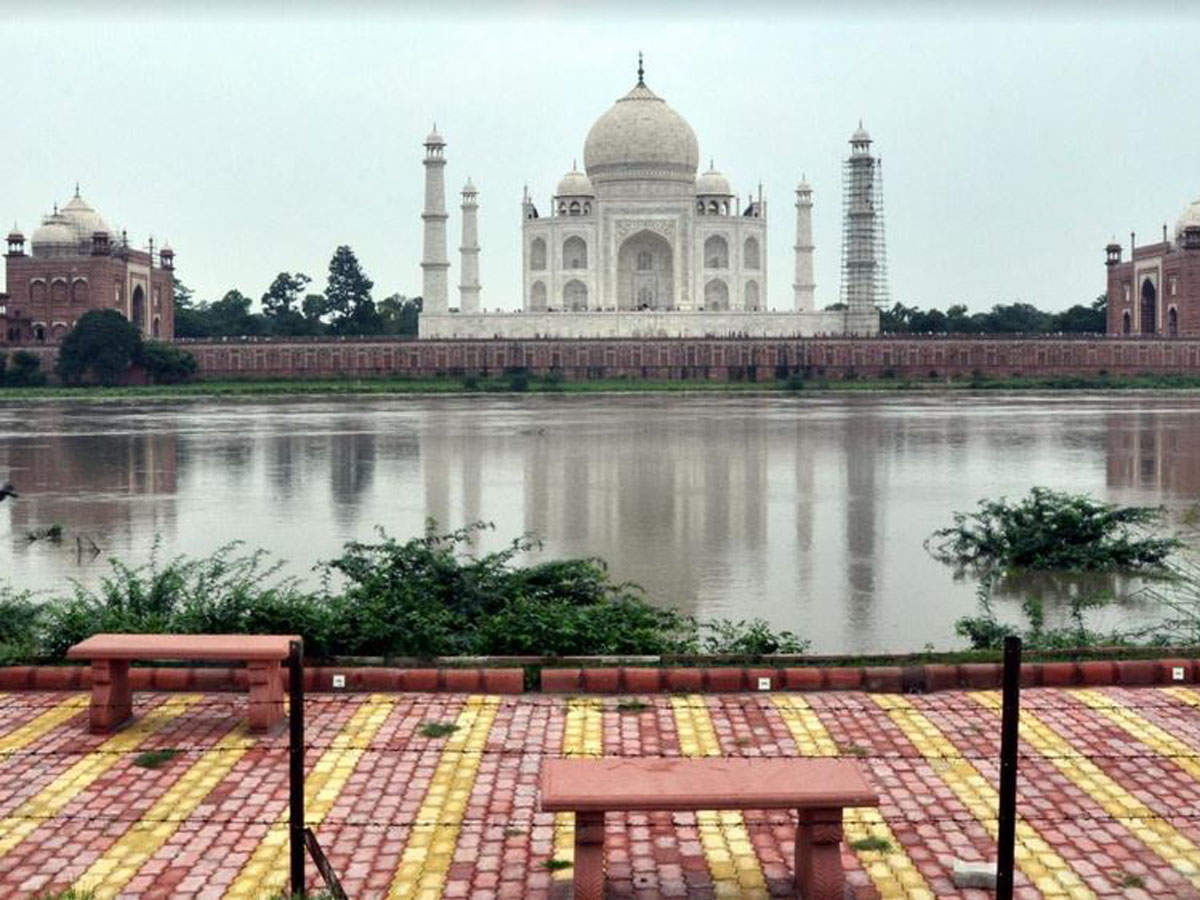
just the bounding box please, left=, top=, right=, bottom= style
left=879, top=296, right=1107, bottom=334
left=174, top=245, right=422, bottom=339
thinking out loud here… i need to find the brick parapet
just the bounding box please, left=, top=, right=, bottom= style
left=1, top=658, right=1196, bottom=694
left=171, top=335, right=1200, bottom=381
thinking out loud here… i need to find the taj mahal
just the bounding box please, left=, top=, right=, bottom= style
left=418, top=58, right=881, bottom=339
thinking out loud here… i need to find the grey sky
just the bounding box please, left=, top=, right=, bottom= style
left=3, top=3, right=1198, bottom=313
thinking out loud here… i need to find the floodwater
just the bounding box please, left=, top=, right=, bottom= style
left=0, top=392, right=1197, bottom=653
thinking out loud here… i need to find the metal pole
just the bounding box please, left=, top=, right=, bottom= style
left=996, top=635, right=1021, bottom=900
left=288, top=639, right=305, bottom=896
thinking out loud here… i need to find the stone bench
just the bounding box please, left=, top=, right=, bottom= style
left=541, top=757, right=878, bottom=900
left=66, top=633, right=300, bottom=733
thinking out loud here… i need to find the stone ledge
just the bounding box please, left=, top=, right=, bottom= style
left=1, top=657, right=1196, bottom=694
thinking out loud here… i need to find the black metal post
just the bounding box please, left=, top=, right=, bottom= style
left=996, top=635, right=1021, bottom=900
left=288, top=639, right=305, bottom=897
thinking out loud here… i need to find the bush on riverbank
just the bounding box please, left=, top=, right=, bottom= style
left=0, top=525, right=807, bottom=663
left=928, top=487, right=1179, bottom=571
left=931, top=488, right=1188, bottom=650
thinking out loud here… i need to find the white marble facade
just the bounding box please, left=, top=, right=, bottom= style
left=418, top=61, right=879, bottom=339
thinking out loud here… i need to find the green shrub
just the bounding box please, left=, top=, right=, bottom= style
left=57, top=310, right=141, bottom=385
left=3, top=524, right=805, bottom=662
left=928, top=487, right=1179, bottom=572
left=138, top=341, right=197, bottom=384
left=7, top=350, right=47, bottom=386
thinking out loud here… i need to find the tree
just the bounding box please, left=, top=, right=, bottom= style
left=137, top=341, right=197, bottom=384
left=985, top=302, right=1052, bottom=334
left=3, top=351, right=46, bottom=387
left=172, top=279, right=211, bottom=338
left=261, top=272, right=314, bottom=336
left=57, top=310, right=142, bottom=385
left=324, top=246, right=380, bottom=335
left=302, top=292, right=330, bottom=328
left=378, top=293, right=422, bottom=336
left=206, top=289, right=264, bottom=336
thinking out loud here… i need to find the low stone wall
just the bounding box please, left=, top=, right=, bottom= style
left=176, top=335, right=1200, bottom=381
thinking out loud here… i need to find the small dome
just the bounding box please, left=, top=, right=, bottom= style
left=463, top=176, right=476, bottom=193
left=7, top=222, right=22, bottom=241
left=31, top=218, right=77, bottom=252
left=695, top=162, right=732, bottom=196
left=583, top=80, right=699, bottom=187
left=60, top=192, right=111, bottom=240
left=851, top=123, right=871, bottom=143
left=556, top=164, right=594, bottom=197
left=1176, top=197, right=1200, bottom=238
left=425, top=124, right=445, bottom=146
left=796, top=174, right=812, bottom=192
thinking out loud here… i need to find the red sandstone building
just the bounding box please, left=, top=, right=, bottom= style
left=1, top=189, right=174, bottom=343
left=1105, top=199, right=1200, bottom=337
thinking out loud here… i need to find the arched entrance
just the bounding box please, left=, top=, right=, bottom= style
left=1168, top=306, right=1179, bottom=337
left=704, top=278, right=729, bottom=310
left=617, top=230, right=673, bottom=310
left=1122, top=311, right=1131, bottom=335
left=1140, top=278, right=1157, bottom=335
left=132, top=285, right=146, bottom=332
left=564, top=280, right=587, bottom=311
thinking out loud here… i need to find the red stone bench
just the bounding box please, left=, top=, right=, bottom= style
left=66, top=633, right=299, bottom=734
left=541, top=757, right=878, bottom=900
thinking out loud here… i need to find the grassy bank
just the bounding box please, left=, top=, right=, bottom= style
left=2, top=371, right=1200, bottom=400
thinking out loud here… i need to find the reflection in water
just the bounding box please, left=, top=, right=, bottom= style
left=330, top=427, right=376, bottom=528
left=1, top=394, right=1198, bottom=652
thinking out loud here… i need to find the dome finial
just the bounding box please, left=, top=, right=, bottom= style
left=74, top=181, right=80, bottom=198
left=637, top=51, right=644, bottom=86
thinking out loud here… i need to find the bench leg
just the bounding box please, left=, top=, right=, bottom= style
left=573, top=810, right=605, bottom=900
left=247, top=661, right=285, bottom=733
left=795, top=807, right=844, bottom=900
left=89, top=660, right=132, bottom=733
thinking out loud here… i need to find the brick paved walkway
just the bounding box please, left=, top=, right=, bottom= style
left=2, top=686, right=1200, bottom=898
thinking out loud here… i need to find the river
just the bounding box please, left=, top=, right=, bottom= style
left=0, top=392, right=1196, bottom=653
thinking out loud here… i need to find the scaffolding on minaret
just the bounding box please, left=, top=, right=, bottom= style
left=839, top=124, right=889, bottom=312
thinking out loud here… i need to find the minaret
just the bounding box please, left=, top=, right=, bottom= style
left=840, top=122, right=889, bottom=314
left=793, top=177, right=815, bottom=311
left=459, top=177, right=481, bottom=313
left=421, top=124, right=449, bottom=314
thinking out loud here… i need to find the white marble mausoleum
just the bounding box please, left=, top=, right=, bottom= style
left=418, top=60, right=879, bottom=339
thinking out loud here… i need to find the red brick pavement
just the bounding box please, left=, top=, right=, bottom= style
left=1, top=688, right=1200, bottom=897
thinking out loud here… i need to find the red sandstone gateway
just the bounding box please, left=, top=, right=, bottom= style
left=541, top=756, right=879, bottom=900
left=67, top=633, right=298, bottom=733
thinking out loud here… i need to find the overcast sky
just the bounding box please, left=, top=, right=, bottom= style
left=3, top=2, right=1199, bottom=313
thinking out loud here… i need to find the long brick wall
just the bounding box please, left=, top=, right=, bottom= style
left=176, top=335, right=1200, bottom=380
left=10, top=336, right=1200, bottom=383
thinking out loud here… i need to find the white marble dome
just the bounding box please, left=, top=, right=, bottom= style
left=1177, top=197, right=1200, bottom=238
left=695, top=163, right=732, bottom=196
left=556, top=164, right=594, bottom=197
left=60, top=193, right=111, bottom=240
left=30, top=217, right=77, bottom=254
left=583, top=81, right=699, bottom=186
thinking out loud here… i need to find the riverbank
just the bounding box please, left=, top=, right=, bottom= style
left=3, top=371, right=1200, bottom=400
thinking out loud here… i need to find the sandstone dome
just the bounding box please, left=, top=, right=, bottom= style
left=583, top=80, right=699, bottom=188
left=556, top=164, right=594, bottom=197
